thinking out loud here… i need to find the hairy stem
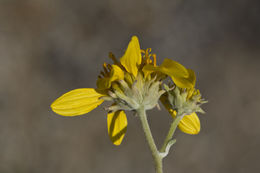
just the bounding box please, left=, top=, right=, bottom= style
left=160, top=114, right=183, bottom=153
left=137, top=107, right=163, bottom=173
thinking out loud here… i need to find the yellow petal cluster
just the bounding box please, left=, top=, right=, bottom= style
left=51, top=36, right=143, bottom=145
left=50, top=35, right=202, bottom=146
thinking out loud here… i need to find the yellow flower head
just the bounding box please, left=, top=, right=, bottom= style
left=51, top=36, right=205, bottom=145
left=161, top=85, right=206, bottom=135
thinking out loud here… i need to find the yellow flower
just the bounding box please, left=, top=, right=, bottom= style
left=51, top=36, right=144, bottom=146
left=160, top=86, right=204, bottom=135
left=141, top=48, right=199, bottom=134
left=51, top=35, right=199, bottom=145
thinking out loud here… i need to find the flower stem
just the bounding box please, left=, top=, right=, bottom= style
left=137, top=107, right=163, bottom=173
left=160, top=114, right=183, bottom=153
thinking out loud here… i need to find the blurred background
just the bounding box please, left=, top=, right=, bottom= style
left=0, top=0, right=259, bottom=172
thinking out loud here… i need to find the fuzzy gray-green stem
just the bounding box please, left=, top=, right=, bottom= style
left=160, top=114, right=183, bottom=153
left=137, top=107, right=163, bottom=173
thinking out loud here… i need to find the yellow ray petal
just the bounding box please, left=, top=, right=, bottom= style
left=109, top=65, right=124, bottom=82
left=169, top=110, right=200, bottom=135
left=171, top=68, right=196, bottom=88
left=107, top=111, right=128, bottom=145
left=187, top=69, right=196, bottom=86
left=143, top=59, right=195, bottom=88
left=51, top=88, right=104, bottom=116
left=96, top=77, right=111, bottom=90
left=96, top=65, right=124, bottom=90
left=120, top=36, right=142, bottom=77
left=178, top=112, right=200, bottom=134
left=159, top=59, right=195, bottom=88
left=159, top=58, right=189, bottom=78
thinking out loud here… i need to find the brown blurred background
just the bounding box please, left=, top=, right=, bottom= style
left=0, top=0, right=260, bottom=172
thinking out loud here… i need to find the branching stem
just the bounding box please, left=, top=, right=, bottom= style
left=138, top=107, right=184, bottom=173
left=137, top=107, right=163, bottom=173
